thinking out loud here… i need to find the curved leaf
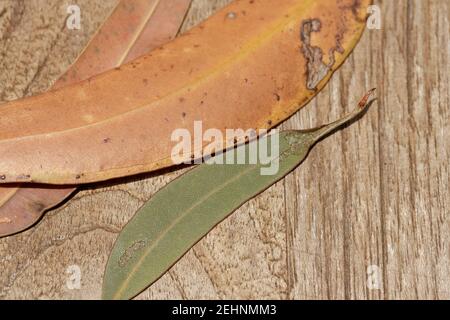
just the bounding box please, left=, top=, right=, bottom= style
left=102, top=89, right=376, bottom=300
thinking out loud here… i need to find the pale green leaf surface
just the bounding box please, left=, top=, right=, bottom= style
left=102, top=89, right=375, bottom=300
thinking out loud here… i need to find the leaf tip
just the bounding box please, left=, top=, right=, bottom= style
left=358, top=88, right=377, bottom=109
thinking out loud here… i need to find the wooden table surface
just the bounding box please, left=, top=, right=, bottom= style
left=0, top=0, right=448, bottom=299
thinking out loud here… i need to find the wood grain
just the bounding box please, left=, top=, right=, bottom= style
left=0, top=0, right=448, bottom=299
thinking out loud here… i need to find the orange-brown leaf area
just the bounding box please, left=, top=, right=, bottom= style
left=0, top=0, right=192, bottom=237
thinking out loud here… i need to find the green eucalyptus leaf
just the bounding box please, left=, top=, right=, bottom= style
left=102, top=89, right=376, bottom=300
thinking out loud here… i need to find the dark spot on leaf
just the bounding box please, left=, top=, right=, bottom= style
left=182, top=112, right=186, bottom=117
left=342, top=0, right=365, bottom=22
left=142, top=78, right=148, bottom=85
left=299, top=96, right=308, bottom=105
left=273, top=93, right=281, bottom=101
left=31, top=201, right=46, bottom=213
left=103, top=138, right=111, bottom=143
